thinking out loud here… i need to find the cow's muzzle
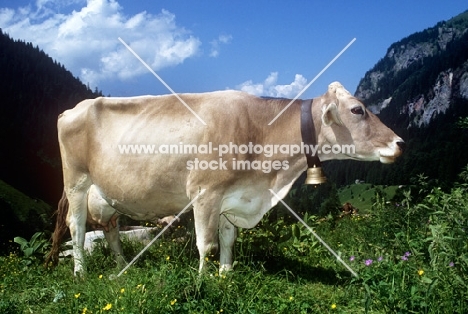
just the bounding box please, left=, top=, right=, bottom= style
left=379, top=139, right=405, bottom=164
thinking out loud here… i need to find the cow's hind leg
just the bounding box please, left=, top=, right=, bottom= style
left=219, top=214, right=237, bottom=273
left=65, top=174, right=92, bottom=276
left=103, top=219, right=126, bottom=268
left=87, top=185, right=126, bottom=268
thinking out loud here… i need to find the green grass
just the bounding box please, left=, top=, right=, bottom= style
left=1, top=236, right=359, bottom=313
left=2, top=177, right=468, bottom=313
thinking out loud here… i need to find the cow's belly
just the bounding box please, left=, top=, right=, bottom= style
left=89, top=170, right=191, bottom=222
left=104, top=191, right=190, bottom=222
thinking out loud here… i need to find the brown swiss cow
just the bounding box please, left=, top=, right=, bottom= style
left=47, top=82, right=404, bottom=275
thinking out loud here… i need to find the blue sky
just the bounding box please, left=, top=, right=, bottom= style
left=0, top=0, right=466, bottom=99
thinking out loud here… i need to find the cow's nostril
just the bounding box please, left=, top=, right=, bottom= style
left=396, top=141, right=406, bottom=151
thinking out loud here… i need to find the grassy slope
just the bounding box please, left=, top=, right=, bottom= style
left=0, top=179, right=51, bottom=222
left=2, top=182, right=467, bottom=313
left=1, top=230, right=363, bottom=314
left=0, top=179, right=52, bottom=254
left=338, top=184, right=400, bottom=212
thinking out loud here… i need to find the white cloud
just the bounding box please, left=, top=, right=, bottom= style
left=0, top=0, right=201, bottom=87
left=209, top=34, right=232, bottom=57
left=218, top=34, right=232, bottom=44
left=237, top=72, right=308, bottom=98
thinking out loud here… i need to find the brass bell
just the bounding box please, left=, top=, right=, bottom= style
left=305, top=165, right=327, bottom=185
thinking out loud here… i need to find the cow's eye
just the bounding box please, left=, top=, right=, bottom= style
left=351, top=107, right=364, bottom=115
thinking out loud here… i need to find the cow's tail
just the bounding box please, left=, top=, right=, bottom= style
left=45, top=189, right=69, bottom=268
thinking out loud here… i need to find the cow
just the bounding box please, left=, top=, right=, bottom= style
left=46, top=82, right=404, bottom=275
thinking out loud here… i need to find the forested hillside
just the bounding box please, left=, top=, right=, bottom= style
left=325, top=10, right=468, bottom=187
left=0, top=30, right=102, bottom=250
left=0, top=30, right=102, bottom=204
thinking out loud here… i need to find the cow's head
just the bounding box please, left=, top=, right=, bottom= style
left=318, top=82, right=405, bottom=163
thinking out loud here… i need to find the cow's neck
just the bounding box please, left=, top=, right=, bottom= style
left=300, top=99, right=321, bottom=168
left=261, top=99, right=316, bottom=201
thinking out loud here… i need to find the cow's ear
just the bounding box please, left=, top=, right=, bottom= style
left=322, top=102, right=343, bottom=126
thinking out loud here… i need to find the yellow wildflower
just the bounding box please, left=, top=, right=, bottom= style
left=166, top=256, right=170, bottom=261
left=103, top=303, right=112, bottom=311
left=289, top=296, right=294, bottom=301
left=331, top=303, right=337, bottom=309
left=120, top=288, right=125, bottom=293
left=74, top=293, right=81, bottom=298
left=82, top=307, right=87, bottom=314
left=170, top=298, right=177, bottom=305
left=418, top=269, right=424, bottom=276
left=99, top=274, right=103, bottom=279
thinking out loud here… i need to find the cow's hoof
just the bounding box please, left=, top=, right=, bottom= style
left=219, top=261, right=237, bottom=274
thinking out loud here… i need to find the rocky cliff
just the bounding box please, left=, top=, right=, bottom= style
left=355, top=10, right=468, bottom=128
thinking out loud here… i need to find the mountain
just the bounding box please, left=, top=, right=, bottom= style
left=0, top=30, right=102, bottom=204
left=356, top=10, right=468, bottom=128
left=324, top=10, right=468, bottom=187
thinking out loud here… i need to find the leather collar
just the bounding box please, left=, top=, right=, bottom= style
left=300, top=99, right=321, bottom=168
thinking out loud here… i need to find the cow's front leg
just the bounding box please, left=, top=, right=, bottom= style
left=193, top=198, right=220, bottom=273
left=219, top=214, right=237, bottom=273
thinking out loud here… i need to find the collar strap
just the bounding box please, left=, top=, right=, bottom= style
left=300, top=99, right=321, bottom=168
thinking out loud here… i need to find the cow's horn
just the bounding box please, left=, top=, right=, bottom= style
left=305, top=165, right=327, bottom=185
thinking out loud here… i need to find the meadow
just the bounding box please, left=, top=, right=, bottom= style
left=1, top=173, right=467, bottom=313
